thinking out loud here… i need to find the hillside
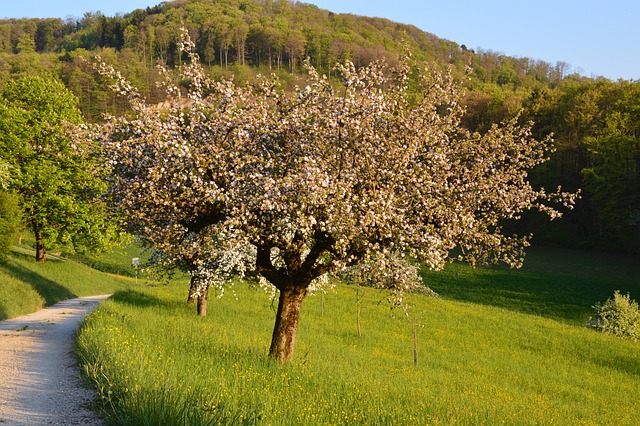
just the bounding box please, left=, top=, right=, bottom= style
left=76, top=245, right=640, bottom=424
left=0, top=0, right=638, bottom=253
left=0, top=0, right=564, bottom=94
left=0, top=236, right=151, bottom=320
left=0, top=247, right=131, bottom=320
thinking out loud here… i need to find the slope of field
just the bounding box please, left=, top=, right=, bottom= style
left=0, top=246, right=133, bottom=320
left=76, top=246, right=640, bottom=425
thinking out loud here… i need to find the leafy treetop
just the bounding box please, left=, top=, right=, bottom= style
left=0, top=76, right=117, bottom=261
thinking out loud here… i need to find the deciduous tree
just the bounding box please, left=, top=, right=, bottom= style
left=0, top=76, right=117, bottom=262
left=583, top=135, right=640, bottom=250
left=0, top=160, right=21, bottom=261
left=96, top=31, right=574, bottom=362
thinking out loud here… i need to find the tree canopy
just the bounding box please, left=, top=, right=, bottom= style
left=4, top=2, right=637, bottom=257
left=0, top=76, right=117, bottom=261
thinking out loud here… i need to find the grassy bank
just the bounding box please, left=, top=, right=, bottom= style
left=0, top=248, right=131, bottom=320
left=0, top=239, right=154, bottom=320
left=77, top=246, right=640, bottom=425
left=424, top=246, right=640, bottom=326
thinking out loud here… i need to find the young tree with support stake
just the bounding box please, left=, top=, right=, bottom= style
left=95, top=31, right=575, bottom=363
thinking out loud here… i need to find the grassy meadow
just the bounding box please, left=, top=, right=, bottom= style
left=75, top=246, right=640, bottom=425
left=0, top=244, right=135, bottom=320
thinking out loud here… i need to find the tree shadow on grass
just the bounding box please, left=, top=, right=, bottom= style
left=422, top=247, right=640, bottom=326
left=590, top=351, right=640, bottom=378
left=423, top=266, right=614, bottom=325
left=0, top=305, right=7, bottom=321
left=109, top=289, right=178, bottom=310
left=3, top=261, right=76, bottom=306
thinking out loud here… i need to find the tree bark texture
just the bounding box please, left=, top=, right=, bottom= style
left=269, top=286, right=308, bottom=362
left=413, top=323, right=418, bottom=366
left=187, top=278, right=208, bottom=317
left=197, top=290, right=208, bottom=317
left=33, top=227, right=46, bottom=263
left=36, top=241, right=46, bottom=263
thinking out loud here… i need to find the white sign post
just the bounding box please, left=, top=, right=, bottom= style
left=132, top=257, right=140, bottom=284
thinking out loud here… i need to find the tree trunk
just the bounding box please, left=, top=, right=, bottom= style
left=187, top=276, right=198, bottom=305
left=197, top=289, right=208, bottom=317
left=33, top=226, right=46, bottom=262
left=269, top=285, right=307, bottom=362
left=413, top=322, right=418, bottom=366
left=36, top=240, right=46, bottom=263
left=187, top=278, right=208, bottom=317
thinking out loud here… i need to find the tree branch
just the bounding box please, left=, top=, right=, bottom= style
left=256, top=245, right=285, bottom=288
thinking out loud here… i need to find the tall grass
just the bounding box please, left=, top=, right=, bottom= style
left=77, top=246, right=640, bottom=425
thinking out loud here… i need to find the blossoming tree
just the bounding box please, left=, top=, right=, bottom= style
left=95, top=32, right=574, bottom=362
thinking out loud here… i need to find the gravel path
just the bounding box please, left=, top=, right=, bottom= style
left=0, top=295, right=110, bottom=425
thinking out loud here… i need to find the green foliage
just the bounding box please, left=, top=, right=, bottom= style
left=0, top=159, right=21, bottom=261
left=0, top=191, right=21, bottom=261
left=522, top=79, right=640, bottom=252
left=583, top=135, right=640, bottom=251
left=0, top=76, right=118, bottom=261
left=77, top=248, right=640, bottom=425
left=0, top=0, right=567, bottom=99
left=589, top=291, right=640, bottom=341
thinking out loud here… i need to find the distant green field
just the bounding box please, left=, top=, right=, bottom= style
left=71, top=239, right=155, bottom=278
left=76, top=246, right=640, bottom=425
left=424, top=246, right=640, bottom=326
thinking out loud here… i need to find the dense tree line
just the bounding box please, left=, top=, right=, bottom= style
left=0, top=0, right=638, bottom=254
left=520, top=79, right=640, bottom=252
left=0, top=0, right=571, bottom=89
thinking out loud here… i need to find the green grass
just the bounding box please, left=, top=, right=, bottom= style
left=423, top=246, right=640, bottom=325
left=76, top=246, right=640, bottom=425
left=0, top=231, right=168, bottom=320
left=71, top=240, right=155, bottom=278
left=0, top=244, right=136, bottom=320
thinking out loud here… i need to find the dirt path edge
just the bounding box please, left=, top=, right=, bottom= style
left=0, top=295, right=110, bottom=425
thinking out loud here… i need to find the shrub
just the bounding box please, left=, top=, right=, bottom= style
left=589, top=291, right=640, bottom=341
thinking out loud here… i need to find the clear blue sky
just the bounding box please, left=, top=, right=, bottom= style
left=2, top=0, right=638, bottom=80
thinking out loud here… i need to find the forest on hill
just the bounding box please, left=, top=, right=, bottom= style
left=0, top=0, right=638, bottom=254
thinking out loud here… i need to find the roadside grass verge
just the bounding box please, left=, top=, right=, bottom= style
left=0, top=246, right=134, bottom=320
left=77, top=247, right=640, bottom=425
